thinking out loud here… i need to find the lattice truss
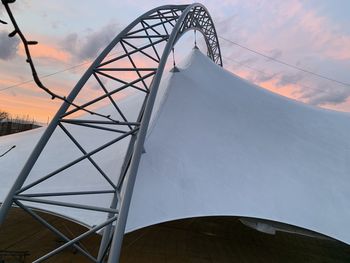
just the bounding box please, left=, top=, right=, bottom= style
left=178, top=5, right=222, bottom=66
left=0, top=4, right=222, bottom=263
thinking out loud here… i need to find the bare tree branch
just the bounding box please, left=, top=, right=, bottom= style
left=1, top=0, right=121, bottom=123
left=0, top=145, right=16, bottom=157
left=0, top=110, right=9, bottom=121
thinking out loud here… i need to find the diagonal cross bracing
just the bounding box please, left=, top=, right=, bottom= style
left=0, top=4, right=223, bottom=263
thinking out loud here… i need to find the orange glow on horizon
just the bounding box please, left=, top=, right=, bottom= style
left=18, top=43, right=71, bottom=64
left=228, top=67, right=309, bottom=106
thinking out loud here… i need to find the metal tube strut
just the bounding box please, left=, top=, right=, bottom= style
left=0, top=3, right=223, bottom=263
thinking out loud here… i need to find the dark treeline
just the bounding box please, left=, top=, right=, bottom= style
left=0, top=110, right=40, bottom=136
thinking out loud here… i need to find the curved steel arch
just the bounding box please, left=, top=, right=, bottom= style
left=0, top=3, right=222, bottom=262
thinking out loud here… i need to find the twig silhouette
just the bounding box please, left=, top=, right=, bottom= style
left=1, top=0, right=120, bottom=123
left=0, top=145, right=16, bottom=157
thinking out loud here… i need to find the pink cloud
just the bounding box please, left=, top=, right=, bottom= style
left=297, top=9, right=350, bottom=60
left=17, top=42, right=71, bottom=64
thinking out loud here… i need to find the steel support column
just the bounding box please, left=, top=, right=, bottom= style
left=0, top=3, right=222, bottom=262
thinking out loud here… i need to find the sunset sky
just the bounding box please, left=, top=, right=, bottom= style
left=1, top=0, right=350, bottom=123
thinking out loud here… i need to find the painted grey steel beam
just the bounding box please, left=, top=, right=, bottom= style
left=121, top=39, right=160, bottom=63
left=33, top=215, right=118, bottom=263
left=60, top=119, right=139, bottom=127
left=98, top=68, right=151, bottom=261
left=141, top=21, right=162, bottom=61
left=97, top=193, right=119, bottom=262
left=92, top=72, right=134, bottom=130
left=122, top=34, right=169, bottom=38
left=98, top=37, right=167, bottom=67
left=95, top=68, right=158, bottom=71
left=16, top=128, right=138, bottom=194
left=58, top=122, right=117, bottom=189
left=20, top=190, right=115, bottom=198
left=0, top=3, right=182, bottom=224
left=15, top=200, right=97, bottom=263
left=62, top=121, right=127, bottom=134
left=126, top=17, right=178, bottom=36
left=95, top=71, right=149, bottom=94
left=62, top=72, right=155, bottom=117
left=14, top=196, right=119, bottom=214
left=0, top=3, right=223, bottom=263
left=106, top=3, right=223, bottom=262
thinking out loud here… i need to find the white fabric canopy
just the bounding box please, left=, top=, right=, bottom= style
left=1, top=49, right=350, bottom=244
